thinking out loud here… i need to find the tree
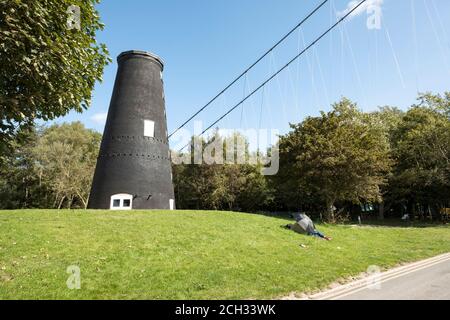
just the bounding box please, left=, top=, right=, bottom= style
left=276, top=98, right=392, bottom=221
left=370, top=106, right=405, bottom=219
left=172, top=132, right=273, bottom=212
left=387, top=97, right=450, bottom=219
left=32, top=122, right=101, bottom=209
left=0, top=127, right=52, bottom=209
left=415, top=92, right=450, bottom=118
left=0, top=0, right=109, bottom=159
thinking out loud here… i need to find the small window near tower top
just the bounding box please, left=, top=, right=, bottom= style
left=144, top=120, right=155, bottom=138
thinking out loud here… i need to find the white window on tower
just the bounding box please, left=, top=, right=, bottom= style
left=110, top=194, right=133, bottom=210
left=144, top=120, right=155, bottom=138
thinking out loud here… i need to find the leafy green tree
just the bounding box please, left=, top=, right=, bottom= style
left=0, top=0, right=109, bottom=159
left=277, top=98, right=392, bottom=221
left=172, top=132, right=273, bottom=212
left=415, top=92, right=450, bottom=118
left=0, top=127, right=52, bottom=209
left=233, top=163, right=273, bottom=212
left=370, top=106, right=405, bottom=219
left=388, top=98, right=450, bottom=219
left=32, top=122, right=101, bottom=209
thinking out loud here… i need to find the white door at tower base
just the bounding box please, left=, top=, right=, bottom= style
left=110, top=194, right=133, bottom=210
left=170, top=199, right=175, bottom=211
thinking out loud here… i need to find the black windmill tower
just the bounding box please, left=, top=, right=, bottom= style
left=88, top=50, right=175, bottom=210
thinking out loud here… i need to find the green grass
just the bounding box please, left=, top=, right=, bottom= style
left=0, top=210, right=449, bottom=300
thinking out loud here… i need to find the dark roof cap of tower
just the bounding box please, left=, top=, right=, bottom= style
left=117, top=50, right=164, bottom=71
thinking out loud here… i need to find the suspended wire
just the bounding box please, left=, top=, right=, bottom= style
left=178, top=0, right=369, bottom=152
left=313, top=45, right=331, bottom=108
left=258, top=85, right=265, bottom=134
left=271, top=52, right=289, bottom=126
left=257, top=85, right=265, bottom=153
left=411, top=0, right=420, bottom=91
left=296, top=28, right=302, bottom=115
left=265, top=57, right=275, bottom=131
left=300, top=28, right=319, bottom=114
left=343, top=24, right=368, bottom=106
left=286, top=60, right=300, bottom=120
left=331, top=0, right=345, bottom=95
left=239, top=73, right=247, bottom=128
left=168, top=0, right=330, bottom=139
left=422, top=0, right=450, bottom=73
left=384, top=22, right=406, bottom=88
left=430, top=0, right=449, bottom=42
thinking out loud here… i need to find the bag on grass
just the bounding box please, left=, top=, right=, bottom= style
left=293, top=213, right=316, bottom=235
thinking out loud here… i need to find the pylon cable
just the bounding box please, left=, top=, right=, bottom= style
left=168, top=0, right=330, bottom=139
left=178, top=0, right=368, bottom=152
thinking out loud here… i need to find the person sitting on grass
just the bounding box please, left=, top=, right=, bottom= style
left=285, top=213, right=332, bottom=241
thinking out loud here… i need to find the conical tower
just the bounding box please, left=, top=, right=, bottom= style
left=88, top=50, right=175, bottom=210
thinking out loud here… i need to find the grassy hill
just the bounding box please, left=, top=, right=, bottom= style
left=0, top=210, right=449, bottom=300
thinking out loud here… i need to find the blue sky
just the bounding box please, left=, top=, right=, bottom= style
left=56, top=0, right=450, bottom=147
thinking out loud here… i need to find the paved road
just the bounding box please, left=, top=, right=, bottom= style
left=310, top=253, right=450, bottom=300
left=339, top=258, right=450, bottom=300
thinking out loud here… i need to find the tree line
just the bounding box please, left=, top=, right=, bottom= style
left=1, top=93, right=449, bottom=222
left=174, top=92, right=450, bottom=221
left=0, top=122, right=101, bottom=209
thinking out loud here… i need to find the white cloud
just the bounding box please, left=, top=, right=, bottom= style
left=337, top=0, right=383, bottom=18
left=91, top=112, right=108, bottom=124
